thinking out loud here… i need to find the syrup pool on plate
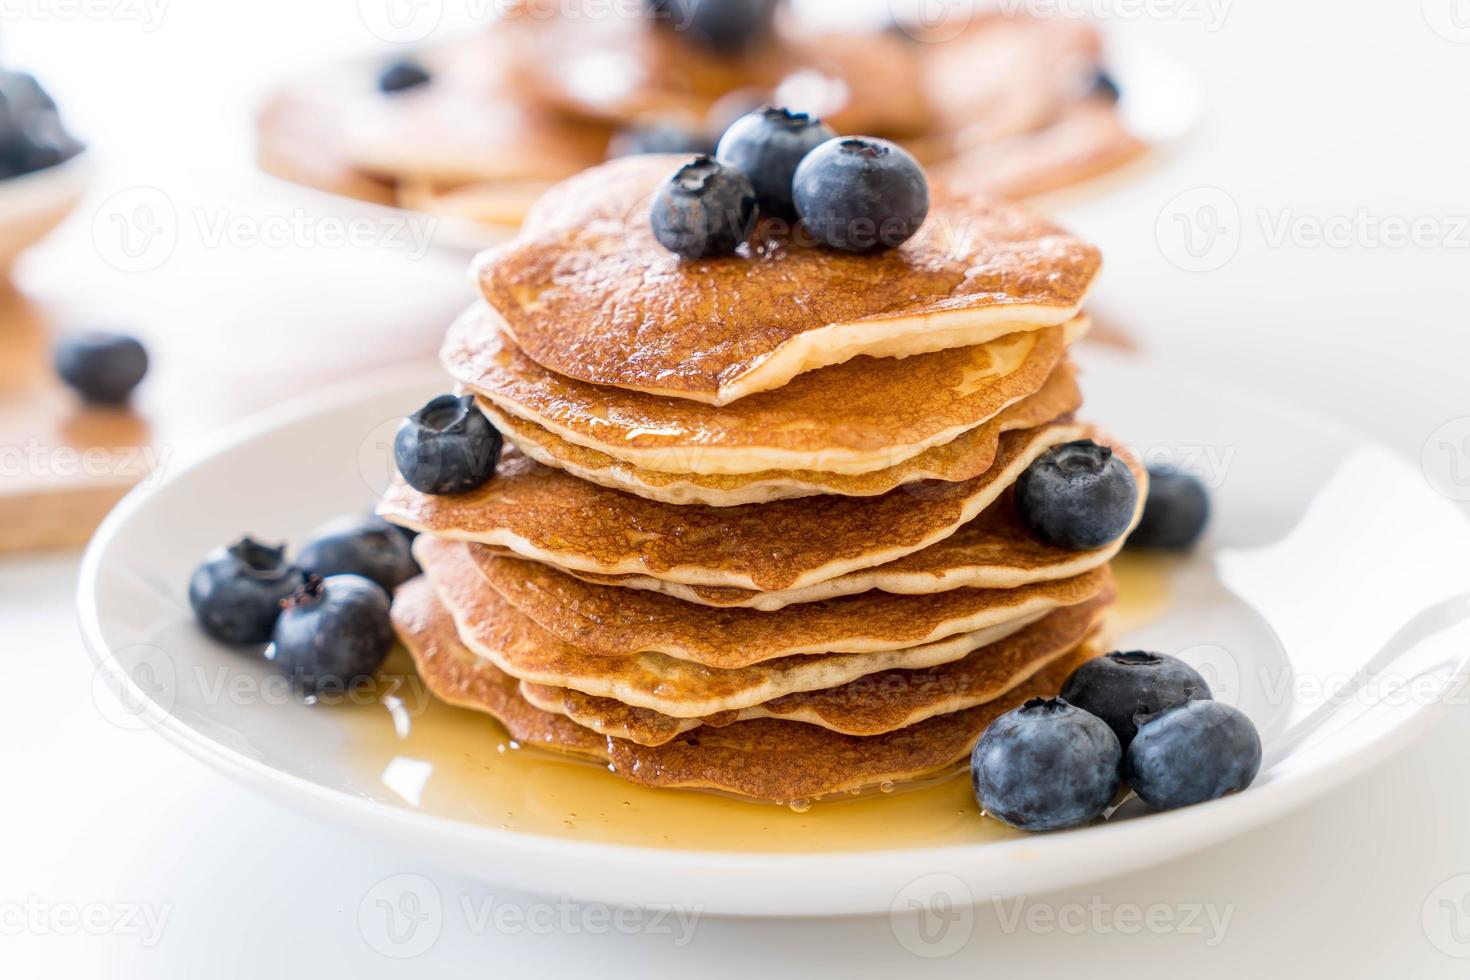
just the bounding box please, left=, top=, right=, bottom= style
left=336, top=555, right=1173, bottom=852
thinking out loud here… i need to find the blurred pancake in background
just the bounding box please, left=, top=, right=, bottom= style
left=257, top=0, right=1152, bottom=239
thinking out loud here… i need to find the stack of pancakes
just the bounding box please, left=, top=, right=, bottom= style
left=380, top=156, right=1145, bottom=804
left=258, top=4, right=1143, bottom=235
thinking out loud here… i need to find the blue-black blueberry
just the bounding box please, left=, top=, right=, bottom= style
left=972, top=697, right=1122, bottom=831
left=1125, top=700, right=1261, bottom=811
left=1015, top=440, right=1138, bottom=550
left=188, top=537, right=306, bottom=645
left=792, top=136, right=929, bottom=253
left=650, top=155, right=758, bottom=259
left=394, top=394, right=503, bottom=495
left=269, top=574, right=394, bottom=695
left=716, top=106, right=835, bottom=219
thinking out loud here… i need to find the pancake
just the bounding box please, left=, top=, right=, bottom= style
left=520, top=593, right=1108, bottom=745
left=474, top=358, right=1081, bottom=505
left=393, top=576, right=1098, bottom=801
left=474, top=155, right=1101, bottom=405
left=551, top=466, right=1144, bottom=610
left=256, top=82, right=397, bottom=207
left=921, top=12, right=1102, bottom=144
left=933, top=100, right=1147, bottom=202
left=418, top=535, right=1066, bottom=717
left=446, top=304, right=1082, bottom=476
left=395, top=179, right=556, bottom=234
left=469, top=546, right=1110, bottom=667
left=380, top=421, right=1090, bottom=592
left=340, top=87, right=608, bottom=188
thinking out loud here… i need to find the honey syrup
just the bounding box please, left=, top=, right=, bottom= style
left=337, top=556, right=1172, bottom=851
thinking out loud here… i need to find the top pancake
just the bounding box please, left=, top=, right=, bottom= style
left=474, top=155, right=1100, bottom=405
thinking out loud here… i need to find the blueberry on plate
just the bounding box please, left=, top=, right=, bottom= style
left=716, top=106, right=835, bottom=220
left=298, top=514, right=417, bottom=594
left=378, top=59, right=431, bottom=94
left=53, top=332, right=149, bottom=405
left=607, top=118, right=717, bottom=159
left=189, top=537, right=306, bottom=645
left=1015, top=440, right=1138, bottom=550
left=792, top=136, right=930, bottom=253
left=972, top=697, right=1122, bottom=832
left=0, top=70, right=84, bottom=179
left=650, top=155, right=758, bottom=259
left=1060, top=651, right=1212, bottom=752
left=269, top=574, right=394, bottom=695
left=1127, top=464, right=1210, bottom=552
left=1090, top=68, right=1121, bottom=102
left=394, top=394, right=503, bottom=495
left=1125, top=700, right=1261, bottom=811
left=678, top=0, right=779, bottom=55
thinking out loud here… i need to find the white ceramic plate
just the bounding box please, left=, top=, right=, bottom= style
left=0, top=149, right=93, bottom=269
left=78, top=350, right=1470, bottom=917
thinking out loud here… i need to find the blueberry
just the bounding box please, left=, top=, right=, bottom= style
left=269, top=575, right=394, bottom=695
left=1125, top=700, right=1261, bottom=811
left=1090, top=68, right=1121, bottom=102
left=189, top=538, right=307, bottom=646
left=676, top=0, right=779, bottom=55
left=1015, top=440, right=1138, bottom=550
left=716, top=106, right=835, bottom=220
left=972, top=697, right=1121, bottom=831
left=792, top=136, right=930, bottom=253
left=298, top=515, right=417, bottom=594
left=394, top=394, right=503, bottom=495
left=1127, top=465, right=1210, bottom=552
left=0, top=71, right=82, bottom=179
left=53, top=332, right=148, bottom=405
left=650, top=155, right=758, bottom=259
left=607, top=119, right=716, bottom=159
left=1060, top=651, right=1212, bottom=752
left=378, top=59, right=431, bottom=94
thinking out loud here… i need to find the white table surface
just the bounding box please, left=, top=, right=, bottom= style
left=6, top=2, right=1470, bottom=976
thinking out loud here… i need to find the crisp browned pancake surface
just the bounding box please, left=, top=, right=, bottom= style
left=545, top=473, right=1140, bottom=610
left=475, top=155, right=1100, bottom=404
left=520, top=592, right=1109, bottom=745
left=477, top=358, right=1080, bottom=505
left=448, top=305, right=1076, bottom=475
left=393, top=576, right=1098, bottom=801
left=470, top=546, right=1110, bottom=666
left=380, top=422, right=1089, bottom=592
left=417, top=536, right=1075, bottom=716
